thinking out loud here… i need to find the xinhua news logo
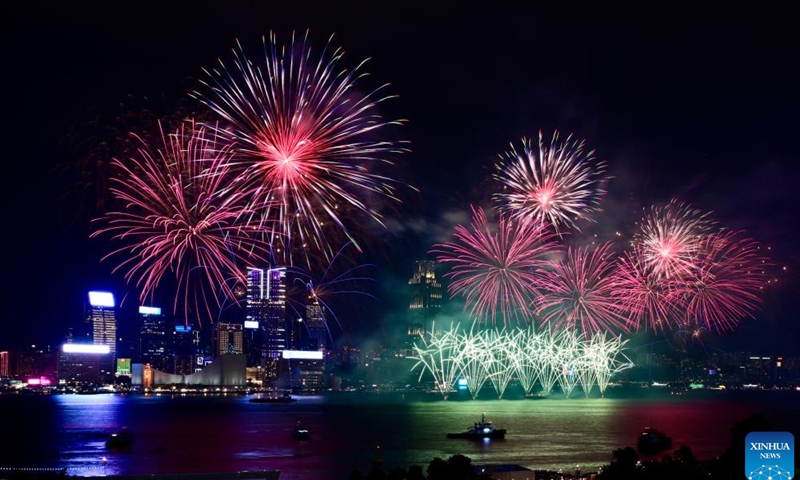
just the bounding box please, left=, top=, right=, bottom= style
left=745, top=431, right=794, bottom=480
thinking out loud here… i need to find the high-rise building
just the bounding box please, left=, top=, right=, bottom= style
left=305, top=293, right=327, bottom=350
left=172, top=323, right=198, bottom=376
left=407, top=260, right=443, bottom=337
left=265, top=267, right=287, bottom=360
left=86, top=291, right=117, bottom=375
left=0, top=351, right=8, bottom=377
left=216, top=322, right=244, bottom=356
left=245, top=267, right=268, bottom=367
left=137, top=306, right=171, bottom=372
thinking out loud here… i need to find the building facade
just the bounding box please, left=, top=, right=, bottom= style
left=265, top=267, right=287, bottom=360
left=245, top=267, right=268, bottom=367
left=216, top=322, right=244, bottom=356
left=407, top=260, right=443, bottom=338
left=86, top=291, right=117, bottom=374
left=137, top=306, right=171, bottom=372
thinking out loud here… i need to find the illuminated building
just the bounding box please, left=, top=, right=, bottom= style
left=57, top=343, right=111, bottom=384
left=216, top=322, right=244, bottom=356
left=305, top=294, right=327, bottom=350
left=172, top=324, right=198, bottom=375
left=0, top=351, right=8, bottom=377
left=137, top=306, right=171, bottom=372
left=245, top=267, right=268, bottom=367
left=407, top=260, right=443, bottom=337
left=281, top=350, right=326, bottom=393
left=11, top=347, right=57, bottom=382
left=86, top=291, right=117, bottom=360
left=265, top=267, right=287, bottom=360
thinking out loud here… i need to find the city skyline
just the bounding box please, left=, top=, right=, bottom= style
left=4, top=4, right=799, bottom=356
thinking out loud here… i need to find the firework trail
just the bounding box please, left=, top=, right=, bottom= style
left=612, top=244, right=682, bottom=332
left=634, top=199, right=715, bottom=279
left=192, top=30, right=408, bottom=265
left=286, top=241, right=377, bottom=344
left=535, top=241, right=630, bottom=336
left=431, top=206, right=561, bottom=328
left=673, top=230, right=769, bottom=332
left=90, top=121, right=271, bottom=325
left=492, top=131, right=608, bottom=234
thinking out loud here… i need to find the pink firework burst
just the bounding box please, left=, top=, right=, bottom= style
left=611, top=244, right=682, bottom=332
left=535, top=241, right=631, bottom=336
left=431, top=206, right=561, bottom=328
left=492, top=131, right=608, bottom=234
left=192, top=30, right=408, bottom=264
left=90, top=121, right=271, bottom=325
left=672, top=230, right=769, bottom=332
left=634, top=199, right=715, bottom=279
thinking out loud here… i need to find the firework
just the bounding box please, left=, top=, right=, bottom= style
left=410, top=325, right=632, bottom=400
left=492, top=131, right=608, bottom=233
left=285, top=241, right=378, bottom=344
left=535, top=242, right=630, bottom=335
left=634, top=199, right=715, bottom=279
left=193, top=30, right=407, bottom=264
left=431, top=206, right=561, bottom=328
left=612, top=244, right=682, bottom=332
left=411, top=323, right=463, bottom=400
left=90, top=121, right=270, bottom=324
left=673, top=230, right=769, bottom=332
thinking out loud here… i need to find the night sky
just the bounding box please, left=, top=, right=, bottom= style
left=3, top=3, right=799, bottom=355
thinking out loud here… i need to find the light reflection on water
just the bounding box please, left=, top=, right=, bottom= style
left=1, top=390, right=797, bottom=480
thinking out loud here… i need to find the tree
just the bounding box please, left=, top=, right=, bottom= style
left=427, top=457, right=449, bottom=480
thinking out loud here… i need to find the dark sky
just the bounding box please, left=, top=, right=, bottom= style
left=3, top=3, right=799, bottom=354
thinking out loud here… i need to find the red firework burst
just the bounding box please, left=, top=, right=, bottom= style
left=492, top=131, right=608, bottom=234
left=634, top=199, right=715, bottom=279
left=672, top=230, right=769, bottom=332
left=535, top=241, right=630, bottom=336
left=192, top=30, right=408, bottom=265
left=430, top=206, right=561, bottom=328
left=611, top=244, right=682, bottom=332
left=90, top=121, right=272, bottom=325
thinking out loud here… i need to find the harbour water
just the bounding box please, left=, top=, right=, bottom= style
left=1, top=389, right=797, bottom=480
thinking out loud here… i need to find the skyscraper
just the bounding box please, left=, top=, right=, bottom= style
left=245, top=267, right=268, bottom=367
left=137, top=306, right=170, bottom=372
left=265, top=267, right=287, bottom=360
left=87, top=291, right=117, bottom=354
left=305, top=293, right=327, bottom=350
left=86, top=291, right=117, bottom=378
left=408, top=260, right=443, bottom=337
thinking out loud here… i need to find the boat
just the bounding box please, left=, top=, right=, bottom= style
left=292, top=421, right=310, bottom=441
left=249, top=392, right=296, bottom=404
left=637, top=426, right=672, bottom=455
left=106, top=427, right=134, bottom=450
left=525, top=392, right=548, bottom=399
left=446, top=414, right=506, bottom=439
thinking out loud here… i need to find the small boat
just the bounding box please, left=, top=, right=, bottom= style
left=106, top=427, right=134, bottom=450
left=525, top=392, right=548, bottom=399
left=447, top=413, right=506, bottom=440
left=637, top=426, right=672, bottom=455
left=249, top=392, right=297, bottom=404
left=292, top=421, right=310, bottom=441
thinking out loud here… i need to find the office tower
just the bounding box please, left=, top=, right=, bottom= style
left=305, top=293, right=327, bottom=350
left=172, top=323, right=197, bottom=375
left=0, top=351, right=8, bottom=377
left=137, top=306, right=170, bottom=372
left=86, top=291, right=117, bottom=360
left=408, top=260, right=443, bottom=337
left=216, top=322, right=244, bottom=356
left=245, top=267, right=268, bottom=366
left=265, top=267, right=287, bottom=360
